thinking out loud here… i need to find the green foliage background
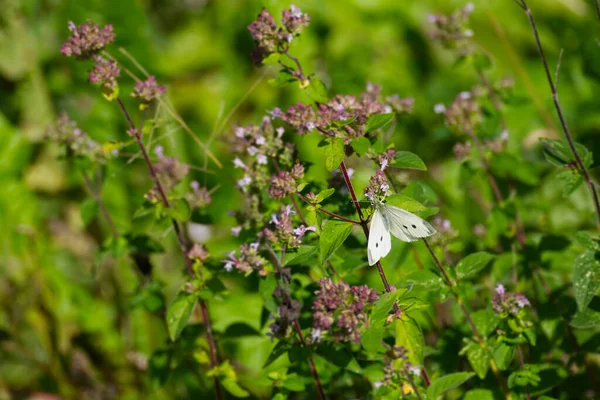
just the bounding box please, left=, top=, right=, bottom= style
left=1, top=0, right=599, bottom=398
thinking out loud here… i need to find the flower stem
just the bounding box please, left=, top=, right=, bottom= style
left=513, top=0, right=600, bottom=227
left=296, top=193, right=361, bottom=225
left=516, top=345, right=531, bottom=400
left=115, top=97, right=222, bottom=399
left=339, top=162, right=399, bottom=313
left=81, top=172, right=119, bottom=238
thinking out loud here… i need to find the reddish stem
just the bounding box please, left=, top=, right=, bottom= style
left=339, top=162, right=399, bottom=313
left=116, top=98, right=221, bottom=398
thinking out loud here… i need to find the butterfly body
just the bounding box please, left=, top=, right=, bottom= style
left=367, top=200, right=436, bottom=266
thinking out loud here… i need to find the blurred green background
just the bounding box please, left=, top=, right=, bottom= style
left=1, top=0, right=599, bottom=398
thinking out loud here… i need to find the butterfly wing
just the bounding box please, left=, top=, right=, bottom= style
left=383, top=205, right=436, bottom=242
left=368, top=207, right=392, bottom=266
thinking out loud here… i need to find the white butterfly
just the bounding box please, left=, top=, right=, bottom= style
left=367, top=200, right=436, bottom=266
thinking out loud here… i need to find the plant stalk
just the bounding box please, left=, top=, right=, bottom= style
left=116, top=98, right=221, bottom=399
left=514, top=0, right=600, bottom=226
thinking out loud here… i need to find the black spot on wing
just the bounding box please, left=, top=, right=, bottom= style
left=376, top=243, right=378, bottom=248
left=412, top=224, right=417, bottom=229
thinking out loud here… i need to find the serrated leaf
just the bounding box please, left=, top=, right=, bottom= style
left=556, top=169, right=584, bottom=196
left=166, top=291, right=197, bottom=341
left=319, top=220, right=353, bottom=265
left=471, top=307, right=500, bottom=338
left=573, top=250, right=600, bottom=311
left=324, top=137, right=345, bottom=171
left=283, top=245, right=318, bottom=266
left=394, top=316, right=424, bottom=365
left=393, top=151, right=427, bottom=171
left=263, top=340, right=293, bottom=367
left=365, top=113, right=395, bottom=133
left=361, top=325, right=385, bottom=353
left=493, top=342, right=515, bottom=370
left=80, top=198, right=98, bottom=226
left=467, top=345, right=492, bottom=378
left=427, top=372, right=475, bottom=400
left=166, top=198, right=191, bottom=221
left=304, top=78, right=328, bottom=103
left=404, top=269, right=443, bottom=289
left=385, top=194, right=426, bottom=213
left=540, top=138, right=593, bottom=169
left=351, top=137, right=370, bottom=156
left=316, top=188, right=335, bottom=203
left=268, top=69, right=295, bottom=87
left=370, top=289, right=408, bottom=326
left=456, top=252, right=495, bottom=280
left=222, top=377, right=250, bottom=397
left=575, top=231, right=600, bottom=251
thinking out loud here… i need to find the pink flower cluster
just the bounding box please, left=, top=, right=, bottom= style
left=312, top=278, right=379, bottom=344
left=61, top=21, right=115, bottom=59
left=364, top=171, right=391, bottom=202
left=492, top=284, right=530, bottom=315
left=263, top=205, right=315, bottom=248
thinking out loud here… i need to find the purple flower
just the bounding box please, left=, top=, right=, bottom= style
left=492, top=283, right=530, bottom=315
left=61, top=21, right=115, bottom=59
left=188, top=244, right=209, bottom=262
left=264, top=205, right=313, bottom=248
left=88, top=57, right=120, bottom=89
left=364, top=171, right=391, bottom=202
left=222, top=243, right=268, bottom=275
left=312, top=278, right=379, bottom=344
left=132, top=76, right=166, bottom=103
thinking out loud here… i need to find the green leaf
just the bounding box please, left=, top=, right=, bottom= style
left=166, top=198, right=191, bottom=221
left=126, top=234, right=165, bottom=254
left=324, top=137, right=345, bottom=172
left=575, top=231, right=600, bottom=251
left=315, top=188, right=335, bottom=203
left=131, top=281, right=165, bottom=313
left=466, top=345, right=492, bottom=379
left=426, top=372, right=475, bottom=400
left=351, top=137, right=371, bottom=156
left=304, top=78, right=328, bottom=103
left=394, top=316, right=424, bottom=365
left=263, top=340, right=293, bottom=367
left=365, top=113, right=395, bottom=133
left=282, top=373, right=305, bottom=391
left=80, top=198, right=98, bottom=227
left=490, top=153, right=539, bottom=186
left=493, top=342, right=515, bottom=370
left=573, top=250, right=600, bottom=311
left=222, top=377, right=250, bottom=398
left=268, top=69, right=295, bottom=87
left=456, top=252, right=495, bottom=280
left=166, top=291, right=197, bottom=341
left=404, top=269, right=443, bottom=290
left=284, top=245, right=318, bottom=266
left=385, top=194, right=426, bottom=213
left=393, top=151, right=427, bottom=171
left=361, top=325, right=385, bottom=354
left=370, top=288, right=409, bottom=326
left=319, top=220, right=353, bottom=265
left=464, top=389, right=494, bottom=400
left=471, top=308, right=500, bottom=338
left=540, top=138, right=593, bottom=169
left=571, top=308, right=600, bottom=329
left=556, top=169, right=584, bottom=196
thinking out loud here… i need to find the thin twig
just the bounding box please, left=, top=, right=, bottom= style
left=514, top=0, right=600, bottom=226
left=268, top=243, right=327, bottom=399
left=516, top=345, right=531, bottom=400
left=339, top=162, right=399, bottom=314
left=81, top=172, right=119, bottom=238
left=115, top=98, right=222, bottom=399
left=296, top=193, right=361, bottom=225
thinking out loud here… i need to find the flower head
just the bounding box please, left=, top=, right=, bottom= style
left=132, top=76, right=166, bottom=104
left=364, top=171, right=391, bottom=202
left=312, top=278, right=378, bottom=344
left=492, top=284, right=530, bottom=315
left=88, top=57, right=120, bottom=90
left=61, top=21, right=115, bottom=59
left=223, top=242, right=268, bottom=275
left=263, top=205, right=314, bottom=248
